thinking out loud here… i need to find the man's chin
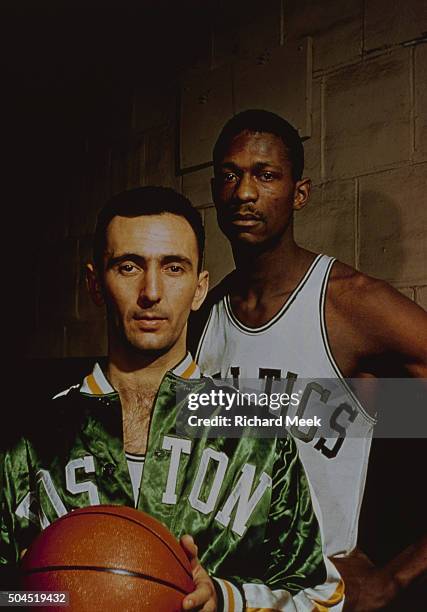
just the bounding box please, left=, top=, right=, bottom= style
left=118, top=327, right=165, bottom=352
left=128, top=339, right=172, bottom=356
left=219, top=222, right=263, bottom=243
left=225, top=227, right=285, bottom=254
left=228, top=231, right=268, bottom=248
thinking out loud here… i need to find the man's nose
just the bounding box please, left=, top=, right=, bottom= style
left=138, top=267, right=162, bottom=305
left=235, top=173, right=258, bottom=202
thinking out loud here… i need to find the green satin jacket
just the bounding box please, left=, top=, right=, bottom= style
left=0, top=360, right=343, bottom=611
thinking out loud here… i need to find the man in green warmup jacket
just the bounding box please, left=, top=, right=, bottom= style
left=0, top=186, right=344, bottom=611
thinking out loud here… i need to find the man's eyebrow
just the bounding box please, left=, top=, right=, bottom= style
left=252, top=161, right=283, bottom=172
left=106, top=253, right=194, bottom=269
left=162, top=254, right=194, bottom=268
left=219, top=161, right=282, bottom=172
left=106, top=253, right=142, bottom=269
left=219, top=161, right=242, bottom=172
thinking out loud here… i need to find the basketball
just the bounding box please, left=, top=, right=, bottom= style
left=20, top=505, right=195, bottom=612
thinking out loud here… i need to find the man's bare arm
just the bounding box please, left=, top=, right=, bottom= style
left=326, top=263, right=427, bottom=378
left=333, top=536, right=427, bottom=611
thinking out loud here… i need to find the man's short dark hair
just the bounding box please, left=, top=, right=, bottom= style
left=213, top=109, right=304, bottom=182
left=93, top=186, right=205, bottom=273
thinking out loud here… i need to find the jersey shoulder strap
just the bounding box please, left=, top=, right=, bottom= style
left=187, top=271, right=235, bottom=355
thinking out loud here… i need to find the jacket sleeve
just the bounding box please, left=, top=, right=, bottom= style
left=211, top=435, right=344, bottom=611
left=0, top=441, right=38, bottom=573
left=1, top=450, right=19, bottom=569
left=0, top=450, right=20, bottom=587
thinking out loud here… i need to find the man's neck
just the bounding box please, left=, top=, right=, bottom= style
left=106, top=341, right=187, bottom=456
left=232, top=235, right=314, bottom=301
left=106, top=341, right=187, bottom=396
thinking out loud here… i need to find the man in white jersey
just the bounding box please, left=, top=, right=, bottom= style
left=189, top=110, right=427, bottom=610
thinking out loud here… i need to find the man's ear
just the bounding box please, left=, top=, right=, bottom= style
left=293, top=177, right=311, bottom=211
left=191, top=270, right=209, bottom=312
left=86, top=263, right=104, bottom=307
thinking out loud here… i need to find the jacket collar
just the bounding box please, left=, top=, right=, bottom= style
left=80, top=352, right=201, bottom=396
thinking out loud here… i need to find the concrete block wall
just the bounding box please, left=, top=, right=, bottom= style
left=29, top=0, right=427, bottom=357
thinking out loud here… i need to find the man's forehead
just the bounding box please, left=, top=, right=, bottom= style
left=105, top=213, right=197, bottom=256
left=221, top=130, right=289, bottom=162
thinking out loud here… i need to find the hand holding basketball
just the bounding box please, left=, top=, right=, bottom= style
left=180, top=534, right=217, bottom=612
left=20, top=506, right=195, bottom=612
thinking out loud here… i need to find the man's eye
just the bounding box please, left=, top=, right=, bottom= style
left=223, top=172, right=237, bottom=183
left=260, top=171, right=274, bottom=181
left=118, top=263, right=137, bottom=274
left=166, top=265, right=184, bottom=274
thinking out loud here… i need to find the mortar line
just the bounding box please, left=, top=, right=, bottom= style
left=280, top=0, right=285, bottom=46
left=409, top=45, right=416, bottom=160
left=361, top=0, right=366, bottom=56
left=320, top=75, right=326, bottom=182
left=355, top=178, right=360, bottom=270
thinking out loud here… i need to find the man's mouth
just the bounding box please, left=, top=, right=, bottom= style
left=133, top=315, right=167, bottom=330
left=231, top=213, right=263, bottom=227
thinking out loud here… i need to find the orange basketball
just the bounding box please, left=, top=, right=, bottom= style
left=20, top=505, right=194, bottom=612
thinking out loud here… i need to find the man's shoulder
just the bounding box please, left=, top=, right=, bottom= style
left=329, top=259, right=380, bottom=289
left=328, top=260, right=415, bottom=315
left=326, top=260, right=427, bottom=375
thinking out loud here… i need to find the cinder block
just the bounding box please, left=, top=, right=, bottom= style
left=180, top=65, right=233, bottom=169
left=65, top=319, right=108, bottom=358
left=203, top=206, right=235, bottom=288
left=182, top=167, right=214, bottom=208
left=303, top=78, right=321, bottom=185
left=415, top=43, right=427, bottom=162
left=284, top=0, right=362, bottom=71
left=294, top=179, right=356, bottom=266
left=284, top=0, right=360, bottom=39
left=37, top=239, right=79, bottom=323
left=394, top=286, right=415, bottom=301
left=234, top=38, right=313, bottom=138
left=364, top=0, right=427, bottom=51
left=416, top=286, right=427, bottom=311
left=324, top=49, right=411, bottom=179
left=313, top=15, right=361, bottom=71
left=213, top=0, right=282, bottom=66
left=27, top=323, right=65, bottom=359
left=144, top=123, right=179, bottom=189
left=359, top=163, right=427, bottom=284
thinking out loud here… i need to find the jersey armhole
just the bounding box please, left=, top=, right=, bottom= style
left=320, top=259, right=377, bottom=426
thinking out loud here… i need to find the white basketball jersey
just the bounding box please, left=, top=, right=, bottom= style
left=196, top=254, right=376, bottom=557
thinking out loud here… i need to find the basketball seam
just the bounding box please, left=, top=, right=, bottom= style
left=50, top=510, right=192, bottom=579
left=22, top=564, right=190, bottom=595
